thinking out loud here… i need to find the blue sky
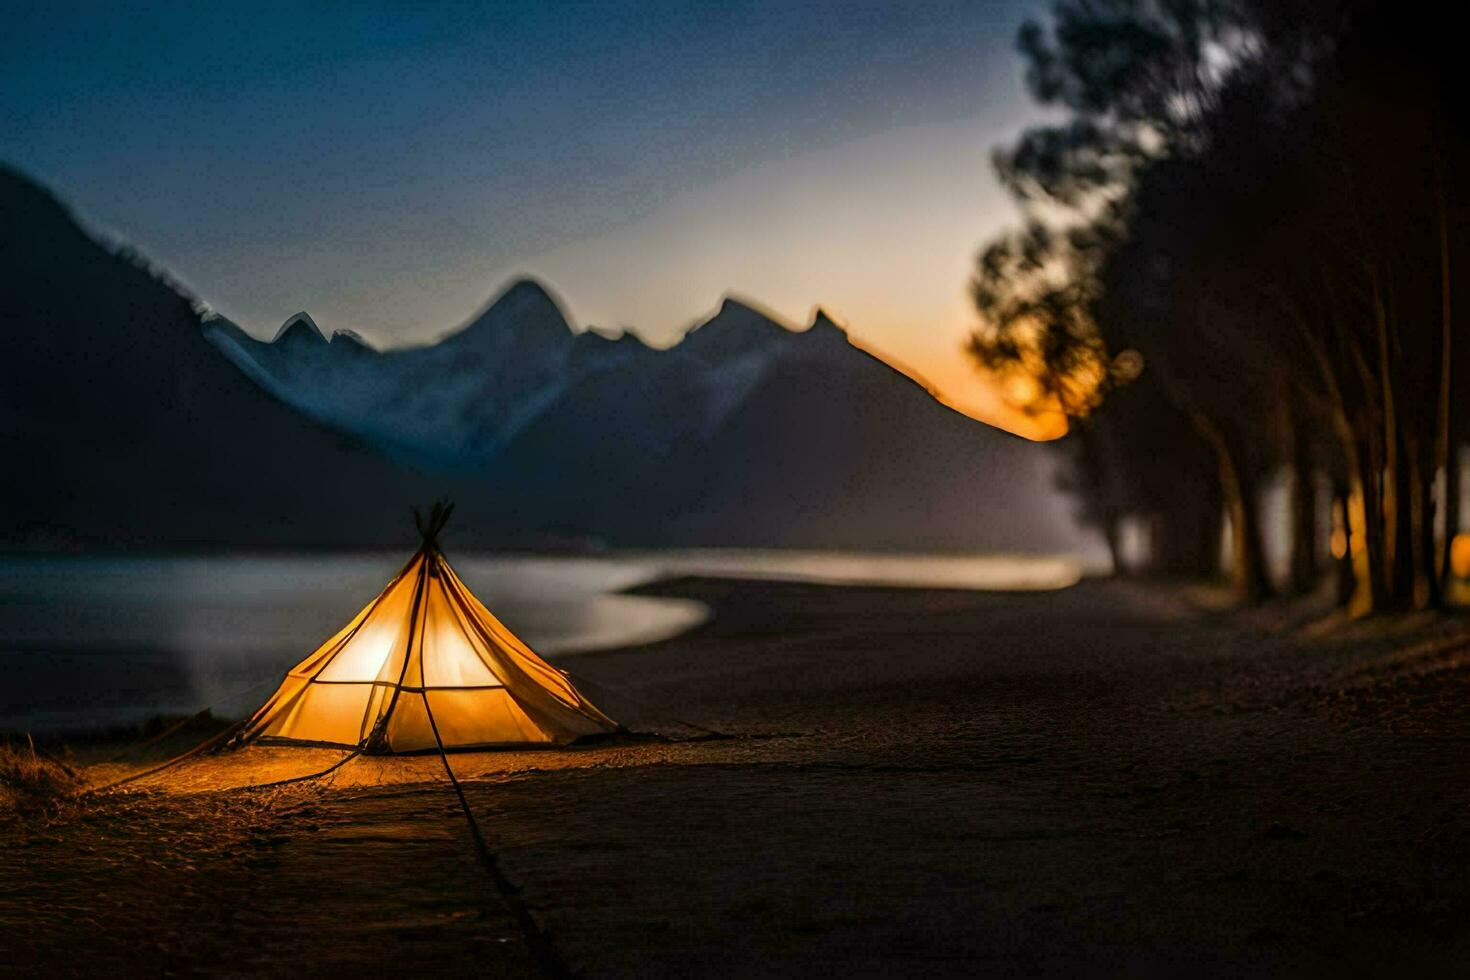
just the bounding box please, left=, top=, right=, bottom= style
left=4, top=0, right=1053, bottom=433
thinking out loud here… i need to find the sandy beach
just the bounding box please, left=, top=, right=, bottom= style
left=5, top=576, right=1470, bottom=977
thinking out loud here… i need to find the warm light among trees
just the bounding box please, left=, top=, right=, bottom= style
left=970, top=0, right=1466, bottom=614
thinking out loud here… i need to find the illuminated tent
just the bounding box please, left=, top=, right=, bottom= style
left=234, top=504, right=618, bottom=753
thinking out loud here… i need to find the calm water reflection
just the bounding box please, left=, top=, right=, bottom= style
left=0, top=550, right=1081, bottom=733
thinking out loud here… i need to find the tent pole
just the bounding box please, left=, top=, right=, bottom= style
left=362, top=551, right=431, bottom=753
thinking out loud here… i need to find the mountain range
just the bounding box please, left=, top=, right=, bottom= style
left=1, top=164, right=1090, bottom=554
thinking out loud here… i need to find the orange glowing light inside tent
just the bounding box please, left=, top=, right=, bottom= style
left=1004, top=373, right=1042, bottom=406
left=1450, top=533, right=1470, bottom=580
left=232, top=504, right=618, bottom=754
left=1329, top=527, right=1348, bottom=561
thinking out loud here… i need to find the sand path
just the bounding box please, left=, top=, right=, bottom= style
left=5, top=578, right=1470, bottom=976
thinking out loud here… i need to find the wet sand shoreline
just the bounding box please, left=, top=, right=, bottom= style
left=5, top=577, right=1470, bottom=977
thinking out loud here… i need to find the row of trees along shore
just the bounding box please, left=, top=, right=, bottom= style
left=971, top=0, right=1469, bottom=614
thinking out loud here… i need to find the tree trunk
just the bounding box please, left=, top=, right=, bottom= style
left=1146, top=471, right=1219, bottom=579
left=1381, top=430, right=1415, bottom=609
left=1373, top=279, right=1416, bottom=608
left=1287, top=400, right=1318, bottom=595
left=1418, top=450, right=1440, bottom=607
left=1389, top=425, right=1417, bottom=607
left=1153, top=353, right=1267, bottom=601
left=1443, top=447, right=1461, bottom=596
left=1282, top=288, right=1374, bottom=611
left=1333, top=489, right=1357, bottom=607
left=1103, top=516, right=1125, bottom=578
left=1435, top=156, right=1457, bottom=602
left=1202, top=418, right=1273, bottom=605
left=1356, top=417, right=1387, bottom=613
left=1232, top=454, right=1274, bottom=605
left=1192, top=483, right=1224, bottom=579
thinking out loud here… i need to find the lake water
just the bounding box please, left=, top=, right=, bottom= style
left=0, top=550, right=1083, bottom=735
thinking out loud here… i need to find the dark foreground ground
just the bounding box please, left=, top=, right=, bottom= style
left=5, top=577, right=1470, bottom=978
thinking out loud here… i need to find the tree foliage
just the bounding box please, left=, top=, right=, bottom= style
left=972, top=0, right=1467, bottom=611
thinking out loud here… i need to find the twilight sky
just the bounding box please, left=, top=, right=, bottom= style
left=4, top=0, right=1058, bottom=437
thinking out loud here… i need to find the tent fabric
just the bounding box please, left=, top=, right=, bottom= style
left=234, top=545, right=618, bottom=753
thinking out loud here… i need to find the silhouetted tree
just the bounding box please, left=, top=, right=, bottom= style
left=972, top=0, right=1469, bottom=612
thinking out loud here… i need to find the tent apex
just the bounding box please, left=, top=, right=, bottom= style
left=413, top=499, right=455, bottom=549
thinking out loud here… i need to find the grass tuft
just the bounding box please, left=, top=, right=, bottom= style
left=0, top=737, right=82, bottom=813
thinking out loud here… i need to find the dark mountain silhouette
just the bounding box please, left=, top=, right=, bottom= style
left=1, top=164, right=1089, bottom=554
left=497, top=308, right=1082, bottom=550
left=209, top=287, right=1086, bottom=554
left=206, top=279, right=581, bottom=470
left=0, top=165, right=434, bottom=550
